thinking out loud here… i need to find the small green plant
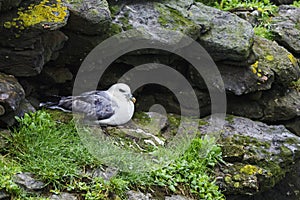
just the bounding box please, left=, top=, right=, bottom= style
left=149, top=137, right=224, bottom=199
left=292, top=1, right=300, bottom=7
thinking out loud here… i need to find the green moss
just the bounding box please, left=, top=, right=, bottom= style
left=225, top=115, right=235, bottom=123
left=133, top=112, right=151, bottom=125
left=155, top=3, right=198, bottom=35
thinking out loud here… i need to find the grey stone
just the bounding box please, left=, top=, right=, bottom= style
left=0, top=190, right=9, bottom=200
left=65, top=0, right=111, bottom=35
left=0, top=31, right=68, bottom=77
left=14, top=172, right=45, bottom=190
left=50, top=192, right=79, bottom=200
left=285, top=117, right=300, bottom=136
left=127, top=190, right=152, bottom=200
left=271, top=5, right=300, bottom=55
left=112, top=1, right=253, bottom=62
left=252, top=36, right=300, bottom=87
left=41, top=66, right=73, bottom=84
left=201, top=116, right=300, bottom=195
left=271, top=0, right=295, bottom=5
left=165, top=195, right=192, bottom=200
left=189, top=2, right=254, bottom=62
left=0, top=72, right=35, bottom=127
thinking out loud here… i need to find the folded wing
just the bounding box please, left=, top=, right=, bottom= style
left=58, top=91, right=116, bottom=120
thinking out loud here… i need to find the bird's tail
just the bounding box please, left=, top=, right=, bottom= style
left=39, top=96, right=72, bottom=112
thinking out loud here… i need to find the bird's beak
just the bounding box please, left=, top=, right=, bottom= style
left=130, top=96, right=136, bottom=104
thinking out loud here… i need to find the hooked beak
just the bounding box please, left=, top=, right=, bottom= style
left=130, top=96, right=136, bottom=104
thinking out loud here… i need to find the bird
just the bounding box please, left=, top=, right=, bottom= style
left=42, top=83, right=136, bottom=125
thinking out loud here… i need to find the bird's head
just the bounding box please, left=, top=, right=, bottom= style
left=108, top=83, right=136, bottom=103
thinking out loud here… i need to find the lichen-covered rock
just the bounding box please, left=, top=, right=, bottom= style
left=0, top=0, right=69, bottom=77
left=0, top=72, right=35, bottom=127
left=111, top=0, right=254, bottom=62
left=200, top=116, right=300, bottom=195
left=188, top=2, right=254, bottom=62
left=270, top=5, right=300, bottom=55
left=65, top=0, right=111, bottom=35
left=252, top=36, right=300, bottom=87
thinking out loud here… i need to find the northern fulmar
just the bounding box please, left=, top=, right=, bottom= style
left=43, top=83, right=136, bottom=125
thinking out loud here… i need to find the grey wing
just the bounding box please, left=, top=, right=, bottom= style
left=58, top=91, right=116, bottom=120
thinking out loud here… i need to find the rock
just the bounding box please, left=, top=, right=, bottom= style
left=127, top=190, right=152, bottom=200
left=14, top=172, right=46, bottom=190
left=270, top=5, right=300, bottom=55
left=65, top=0, right=111, bottom=35
left=261, top=88, right=300, bottom=121
left=188, top=2, right=254, bottom=62
left=84, top=167, right=118, bottom=181
left=0, top=0, right=69, bottom=77
left=200, top=116, right=300, bottom=195
left=228, top=87, right=300, bottom=122
left=0, top=0, right=22, bottom=12
left=284, top=117, right=300, bottom=136
left=112, top=0, right=253, bottom=62
left=0, top=30, right=68, bottom=77
left=0, top=73, right=35, bottom=127
left=50, top=192, right=79, bottom=200
left=0, top=190, right=9, bottom=200
left=252, top=36, right=300, bottom=87
left=271, top=0, right=295, bottom=5
left=189, top=34, right=300, bottom=96
left=165, top=195, right=192, bottom=200
left=41, top=65, right=73, bottom=84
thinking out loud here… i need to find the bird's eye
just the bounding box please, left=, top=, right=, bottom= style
left=119, top=89, right=126, bottom=93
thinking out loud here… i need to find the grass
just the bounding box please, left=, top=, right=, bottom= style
left=1, top=110, right=224, bottom=199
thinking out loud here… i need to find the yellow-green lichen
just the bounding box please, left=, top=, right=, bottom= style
left=287, top=53, right=298, bottom=67
left=4, top=0, right=68, bottom=30
left=265, top=55, right=274, bottom=61
left=240, top=164, right=263, bottom=175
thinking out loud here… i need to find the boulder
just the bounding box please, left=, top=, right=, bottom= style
left=65, top=0, right=111, bottom=35
left=270, top=5, right=300, bottom=55
left=0, top=0, right=69, bottom=77
left=0, top=72, right=35, bottom=127
left=111, top=0, right=254, bottom=62
left=228, top=87, right=300, bottom=122
left=200, top=116, right=300, bottom=196
left=14, top=172, right=46, bottom=190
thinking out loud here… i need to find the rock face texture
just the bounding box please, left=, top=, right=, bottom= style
left=200, top=116, right=300, bottom=196
left=0, top=73, right=35, bottom=126
left=0, top=0, right=300, bottom=198
left=271, top=5, right=300, bottom=54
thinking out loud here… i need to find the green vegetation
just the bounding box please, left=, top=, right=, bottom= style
left=197, top=0, right=278, bottom=39
left=0, top=110, right=224, bottom=199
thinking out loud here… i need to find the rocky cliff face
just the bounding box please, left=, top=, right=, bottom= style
left=0, top=0, right=300, bottom=199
